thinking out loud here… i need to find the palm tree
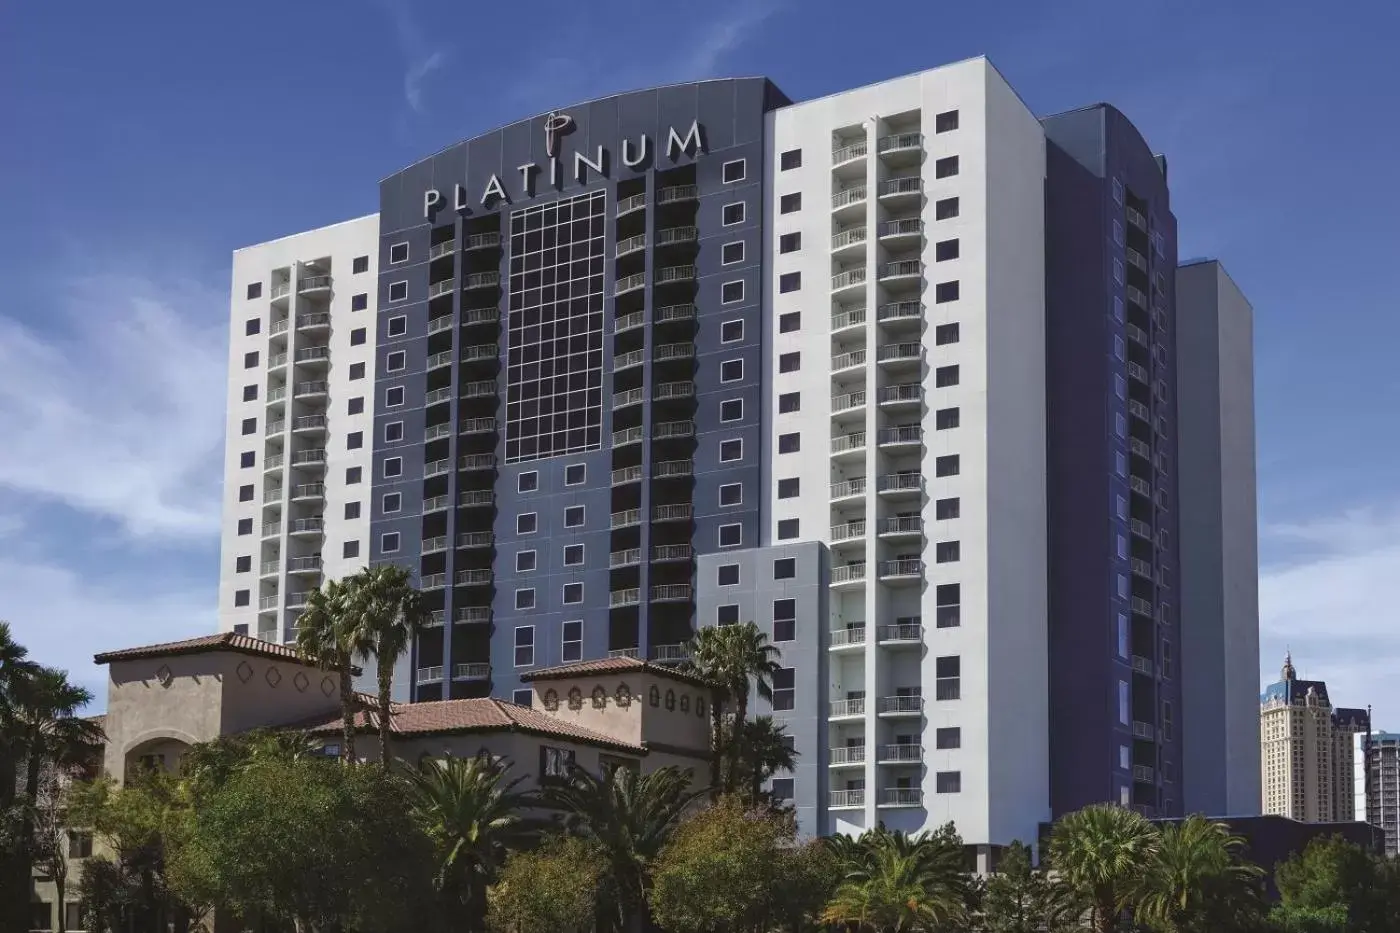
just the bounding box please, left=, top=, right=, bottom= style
left=727, top=715, right=797, bottom=807
left=295, top=578, right=364, bottom=764
left=684, top=625, right=732, bottom=797
left=544, top=764, right=704, bottom=933
left=1137, top=815, right=1263, bottom=933
left=1048, top=804, right=1160, bottom=933
left=822, top=826, right=970, bottom=931
left=685, top=622, right=781, bottom=794
left=401, top=754, right=537, bottom=932
left=341, top=565, right=428, bottom=768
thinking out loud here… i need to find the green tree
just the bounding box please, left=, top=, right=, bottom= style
left=402, top=754, right=538, bottom=931
left=1137, top=815, right=1263, bottom=933
left=544, top=764, right=703, bottom=933
left=342, top=565, right=429, bottom=768
left=487, top=834, right=604, bottom=933
left=725, top=715, right=798, bottom=808
left=1270, top=834, right=1400, bottom=933
left=1047, top=804, right=1160, bottom=933
left=980, top=841, right=1081, bottom=933
left=685, top=621, right=781, bottom=793
left=684, top=625, right=733, bottom=796
left=823, top=825, right=971, bottom=932
left=294, top=578, right=364, bottom=764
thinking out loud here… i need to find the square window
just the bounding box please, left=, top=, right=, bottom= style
left=349, top=361, right=366, bottom=380
left=345, top=501, right=361, bottom=520
left=564, top=505, right=584, bottom=528
left=720, top=399, right=743, bottom=422
left=241, top=417, right=256, bottom=435
left=722, top=202, right=745, bottom=226
left=717, top=604, right=740, bottom=625
left=242, top=384, right=257, bottom=402
left=719, top=524, right=742, bottom=548
left=388, top=281, right=407, bottom=302
left=346, top=466, right=362, bottom=484
left=515, top=589, right=536, bottom=610
left=778, top=392, right=800, bottom=413
left=722, top=242, right=744, bottom=265
left=936, top=408, right=960, bottom=430
left=779, top=193, right=801, bottom=214
left=381, top=531, right=400, bottom=553
left=240, top=450, right=255, bottom=468
left=385, top=387, right=404, bottom=407
left=245, top=318, right=261, bottom=336
left=565, top=463, right=586, bottom=486
left=244, top=350, right=258, bottom=369
left=382, top=492, right=402, bottom=514
left=246, top=282, right=262, bottom=300
left=347, top=431, right=363, bottom=450
left=235, top=555, right=251, bottom=573
left=722, top=159, right=746, bottom=183
left=386, top=350, right=406, bottom=372
left=779, top=232, right=801, bottom=253
left=517, top=513, right=538, bottom=535
left=720, top=359, right=743, bottom=383
left=351, top=293, right=368, bottom=311
left=349, top=396, right=366, bottom=414
left=935, top=365, right=960, bottom=387
left=778, top=272, right=801, bottom=293
left=389, top=242, right=409, bottom=264
left=935, top=498, right=960, bottom=520
left=936, top=197, right=960, bottom=220
left=563, top=544, right=585, bottom=566
left=353, top=256, right=369, bottom=274
left=777, top=477, right=799, bottom=499
left=774, top=597, right=796, bottom=622
left=518, top=472, right=539, bottom=493
left=772, top=668, right=795, bottom=710
left=778, top=432, right=800, bottom=454
left=936, top=238, right=960, bottom=262
left=234, top=589, right=250, bottom=607
left=936, top=727, right=961, bottom=749
left=779, top=313, right=801, bottom=335
left=935, top=155, right=959, bottom=178
left=718, top=564, right=740, bottom=586
left=238, top=484, right=254, bottom=502
left=777, top=518, right=799, bottom=540
left=721, top=280, right=745, bottom=304
left=780, top=149, right=802, bottom=171
left=935, top=455, right=960, bottom=477
left=719, top=483, right=742, bottom=507
left=719, top=439, right=743, bottom=463
left=936, top=771, right=962, bottom=793
left=773, top=558, right=795, bottom=580
left=935, top=110, right=959, bottom=133
left=771, top=778, right=794, bottom=801
left=382, top=457, right=402, bottom=478
left=384, top=421, right=404, bottom=442
left=935, top=323, right=960, bottom=345
left=513, top=688, right=533, bottom=706
left=343, top=540, right=360, bottom=559
left=778, top=351, right=800, bottom=373
left=562, top=619, right=583, bottom=661
left=387, top=316, right=407, bottom=337
left=237, top=518, right=253, bottom=536
left=721, top=319, right=744, bottom=343
left=936, top=541, right=961, bottom=563
left=935, top=281, right=960, bottom=303
left=563, top=582, right=583, bottom=604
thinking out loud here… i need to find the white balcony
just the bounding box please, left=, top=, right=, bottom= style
left=830, top=789, right=865, bottom=809
left=878, top=260, right=922, bottom=285
left=457, top=532, right=493, bottom=550
left=878, top=743, right=923, bottom=764
left=878, top=788, right=922, bottom=808
left=831, top=306, right=867, bottom=334
left=425, top=423, right=452, bottom=442
left=424, top=458, right=451, bottom=478
left=829, top=626, right=866, bottom=651
left=610, top=588, right=641, bottom=608
left=656, top=226, right=698, bottom=247
left=294, top=346, right=330, bottom=366
left=878, top=516, right=923, bottom=541
left=612, top=388, right=644, bottom=410
left=877, top=559, right=924, bottom=583
left=423, top=494, right=449, bottom=513
left=463, top=307, right=500, bottom=326
left=878, top=695, right=924, bottom=717
left=428, top=239, right=456, bottom=261
left=259, top=595, right=279, bottom=611
left=609, top=548, right=642, bottom=569
left=832, top=348, right=867, bottom=373
left=657, top=185, right=698, bottom=204
left=652, top=543, right=692, bottom=563
left=653, top=459, right=693, bottom=479
left=831, top=431, right=866, bottom=461
left=650, top=643, right=690, bottom=664
left=652, top=504, right=693, bottom=523
left=615, top=310, right=645, bottom=334
left=422, top=536, right=448, bottom=554
left=270, top=283, right=291, bottom=300
left=877, top=623, right=922, bottom=645
left=292, top=415, right=327, bottom=434
left=612, top=426, right=643, bottom=447
left=466, top=232, right=501, bottom=251
left=287, top=556, right=321, bottom=575
left=829, top=745, right=866, bottom=767
left=615, top=234, right=646, bottom=257
left=831, top=226, right=868, bottom=257
left=420, top=573, right=447, bottom=590
left=877, top=473, right=922, bottom=497
left=296, top=312, right=330, bottom=331
left=877, top=384, right=921, bottom=408
left=877, top=176, right=923, bottom=203
left=832, top=266, right=868, bottom=294
left=459, top=490, right=495, bottom=508
left=294, top=380, right=328, bottom=398
left=460, top=380, right=497, bottom=399
left=655, top=303, right=696, bottom=324
left=653, top=420, right=695, bottom=440
left=656, top=265, right=697, bottom=286
left=877, top=342, right=922, bottom=367
left=608, top=647, right=640, bottom=659
left=459, top=454, right=496, bottom=472
left=877, top=133, right=923, bottom=163
left=831, top=185, right=867, bottom=219
left=298, top=275, right=331, bottom=294
left=878, top=218, right=924, bottom=241
left=464, top=272, right=500, bottom=290
left=290, top=449, right=327, bottom=468
left=1130, top=518, right=1154, bottom=540
left=454, top=570, right=492, bottom=587
left=416, top=666, right=445, bottom=685
left=831, top=520, right=866, bottom=544
left=611, top=465, right=643, bottom=487
left=653, top=381, right=694, bottom=401
left=829, top=697, right=866, bottom=720
left=427, top=350, right=454, bottom=370
left=615, top=349, right=645, bottom=371
left=830, top=563, right=866, bottom=588
left=611, top=509, right=642, bottom=529
left=1133, top=721, right=1156, bottom=740
left=832, top=140, right=868, bottom=169
left=830, top=477, right=867, bottom=502
left=452, top=663, right=491, bottom=681
left=1131, top=655, right=1155, bottom=676
left=877, top=301, right=923, bottom=328
left=456, top=607, right=492, bottom=625
left=288, top=517, right=323, bottom=536
left=617, top=192, right=647, bottom=216
left=263, top=453, right=285, bottom=472
left=654, top=342, right=694, bottom=363
left=831, top=390, right=867, bottom=418
left=427, top=280, right=454, bottom=300
left=1133, top=764, right=1155, bottom=783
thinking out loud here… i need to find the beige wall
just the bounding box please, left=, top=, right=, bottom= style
left=528, top=672, right=711, bottom=756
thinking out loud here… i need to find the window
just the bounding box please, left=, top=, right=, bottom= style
left=936, top=656, right=961, bottom=700
left=778, top=392, right=800, bottom=413
left=773, top=598, right=796, bottom=640
left=515, top=626, right=535, bottom=666
left=779, top=193, right=801, bottom=214
left=516, top=550, right=537, bottom=573
left=779, top=311, right=801, bottom=332
left=351, top=293, right=368, bottom=311
left=722, top=242, right=744, bottom=265
left=513, top=689, right=533, bottom=707
left=562, top=619, right=583, bottom=662
left=517, top=513, right=538, bottom=535
left=237, top=518, right=253, bottom=536
left=773, top=558, right=795, bottom=580
left=936, top=541, right=960, bottom=563
left=1113, top=258, right=1124, bottom=284
left=718, top=483, right=742, bottom=507
left=936, top=323, right=960, bottom=345
left=779, top=351, right=800, bottom=373
left=235, top=556, right=251, bottom=573
left=384, top=421, right=404, bottom=442
left=770, top=778, right=794, bottom=802
left=383, top=386, right=401, bottom=407
left=343, top=540, right=360, bottom=559
left=936, top=583, right=960, bottom=628
left=247, top=282, right=262, bottom=300
left=518, top=471, right=539, bottom=492
left=936, top=727, right=961, bottom=749
left=721, top=280, right=745, bottom=303
left=935, top=109, right=959, bottom=133
left=239, top=450, right=255, bottom=468
left=777, top=478, right=799, bottom=499
left=345, top=466, right=362, bottom=484
left=719, top=439, right=743, bottom=462
left=245, top=317, right=261, bottom=336
left=1162, top=640, right=1174, bottom=679
left=778, top=432, right=800, bottom=453
left=720, top=399, right=743, bottom=422
left=1118, top=681, right=1130, bottom=725
left=1112, top=178, right=1124, bottom=204
left=718, top=524, right=742, bottom=548
left=935, top=498, right=960, bottom=520
left=936, top=408, right=960, bottom=430
left=353, top=255, right=369, bottom=274
left=935, top=281, right=960, bottom=303
left=722, top=159, right=746, bottom=183
left=720, top=359, right=744, bottom=382
left=388, top=281, right=408, bottom=301
left=540, top=745, right=575, bottom=781
left=234, top=589, right=250, bottom=607
left=382, top=492, right=401, bottom=514
left=244, top=351, right=258, bottom=369
left=386, top=350, right=406, bottom=372
left=564, top=505, right=584, bottom=528
left=563, top=582, right=583, bottom=604
left=515, top=589, right=536, bottom=611
left=348, top=396, right=365, bottom=415
left=721, top=319, right=744, bottom=342
left=382, top=457, right=402, bottom=478
left=563, top=544, right=584, bottom=566
left=778, top=272, right=801, bottom=293
left=772, top=668, right=795, bottom=710
left=935, top=155, right=959, bottom=178
left=1117, top=613, right=1129, bottom=659
left=935, top=455, right=960, bottom=476
left=389, top=242, right=409, bottom=264
left=935, top=365, right=960, bottom=387
left=344, top=501, right=361, bottom=520
left=347, top=431, right=363, bottom=450
left=238, top=484, right=254, bottom=502
left=722, top=202, right=745, bottom=226
left=935, top=197, right=960, bottom=220
left=935, top=238, right=960, bottom=262
left=349, top=361, right=365, bottom=380
left=936, top=771, right=962, bottom=794
left=779, top=232, right=801, bottom=253
left=562, top=463, right=585, bottom=486
left=780, top=148, right=802, bottom=170
left=387, top=315, right=407, bottom=337
left=777, top=518, right=799, bottom=540
left=717, top=604, right=739, bottom=625
left=718, top=564, right=740, bottom=586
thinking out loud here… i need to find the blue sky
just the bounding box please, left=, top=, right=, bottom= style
left=2, top=0, right=1398, bottom=720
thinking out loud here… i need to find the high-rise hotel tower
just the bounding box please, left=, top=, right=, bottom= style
left=217, top=57, right=1259, bottom=857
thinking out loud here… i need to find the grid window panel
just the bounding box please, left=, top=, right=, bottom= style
left=505, top=190, right=606, bottom=463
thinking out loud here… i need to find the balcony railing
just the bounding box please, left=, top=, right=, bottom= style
left=1125, top=206, right=1147, bottom=230
left=464, top=272, right=500, bottom=290
left=427, top=350, right=454, bottom=369
left=608, top=647, right=641, bottom=659
left=425, top=458, right=451, bottom=477
left=452, top=663, right=491, bottom=681
left=832, top=141, right=868, bottom=164
left=830, top=477, right=866, bottom=500
left=422, top=536, right=448, bottom=554
left=878, top=133, right=923, bottom=154
left=612, top=388, right=644, bottom=409
left=291, top=449, right=327, bottom=466
left=650, top=643, right=691, bottom=663
left=878, top=559, right=924, bottom=579
left=611, top=465, right=643, bottom=486
left=456, top=607, right=492, bottom=624
left=454, top=569, right=492, bottom=586
left=879, top=516, right=923, bottom=536
left=878, top=696, right=924, bottom=714
left=831, top=432, right=866, bottom=454
left=264, top=453, right=285, bottom=470
left=879, top=788, right=922, bottom=807
left=421, top=573, right=447, bottom=590
left=262, top=521, right=281, bottom=537
left=464, top=307, right=500, bottom=326
left=617, top=192, right=647, bottom=215
left=270, top=318, right=288, bottom=335
left=612, top=426, right=643, bottom=447
left=421, top=666, right=450, bottom=686
left=297, top=312, right=330, bottom=330
left=830, top=789, right=865, bottom=808
left=830, top=563, right=866, bottom=585
left=878, top=472, right=922, bottom=494
left=879, top=743, right=923, bottom=762
left=616, top=272, right=647, bottom=295
left=832, top=390, right=867, bottom=413
left=830, top=698, right=866, bottom=717
left=832, top=307, right=867, bottom=331
left=265, top=421, right=285, bottom=436
left=656, top=265, right=697, bottom=285
left=298, top=275, right=331, bottom=292
left=610, top=588, right=641, bottom=608
left=610, top=509, right=642, bottom=529
left=879, top=218, right=924, bottom=238
left=655, top=303, right=697, bottom=324
left=461, top=417, right=496, bottom=435
left=832, top=267, right=868, bottom=290
left=878, top=176, right=923, bottom=198
left=832, top=186, right=867, bottom=210
left=459, top=454, right=496, bottom=471
left=652, top=543, right=692, bottom=562
left=425, top=388, right=453, bottom=407
left=1132, top=596, right=1155, bottom=617
left=616, top=234, right=646, bottom=257
left=652, top=504, right=693, bottom=523
left=1130, top=518, right=1154, bottom=539
left=425, top=423, right=452, bottom=442
left=878, top=342, right=921, bottom=363
left=1132, top=721, right=1156, bottom=740
left=877, top=301, right=922, bottom=324
left=615, top=349, right=645, bottom=370
left=285, top=592, right=310, bottom=609
left=830, top=745, right=866, bottom=765
left=1129, top=438, right=1152, bottom=460
left=830, top=626, right=866, bottom=647
left=832, top=349, right=867, bottom=371
left=1131, top=655, right=1155, bottom=676
left=609, top=548, right=642, bottom=568
left=259, top=595, right=280, bottom=610
left=615, top=311, right=644, bottom=333
left=428, top=239, right=456, bottom=260
left=1130, top=476, right=1153, bottom=497
left=293, top=415, right=327, bottom=431
left=457, top=532, right=493, bottom=549
left=459, top=490, right=495, bottom=507
left=427, top=280, right=454, bottom=300
left=287, top=556, right=321, bottom=573
left=294, top=346, right=330, bottom=363
left=653, top=381, right=694, bottom=401
left=423, top=494, right=449, bottom=512
left=878, top=623, right=922, bottom=642
left=460, top=380, right=497, bottom=399
left=879, top=260, right=922, bottom=281
left=653, top=420, right=694, bottom=439
left=832, top=227, right=868, bottom=251
left=1133, top=764, right=1155, bottom=782
left=831, top=520, right=866, bottom=542
left=654, top=343, right=694, bottom=362
left=271, top=283, right=291, bottom=300
left=267, top=386, right=286, bottom=402
left=877, top=384, right=921, bottom=405
left=1127, top=360, right=1150, bottom=383
left=263, top=487, right=283, bottom=503
left=653, top=460, right=693, bottom=479
left=656, top=226, right=699, bottom=246
left=657, top=185, right=698, bottom=204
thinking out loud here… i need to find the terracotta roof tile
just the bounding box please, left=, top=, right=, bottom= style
left=519, top=656, right=710, bottom=687
left=93, top=632, right=358, bottom=674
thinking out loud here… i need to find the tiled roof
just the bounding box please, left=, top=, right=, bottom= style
left=294, top=698, right=644, bottom=753
left=93, top=632, right=359, bottom=674
left=519, top=656, right=711, bottom=687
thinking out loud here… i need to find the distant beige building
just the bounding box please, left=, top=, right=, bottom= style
left=1260, top=653, right=1368, bottom=822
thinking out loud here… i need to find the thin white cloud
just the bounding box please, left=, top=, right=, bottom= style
left=0, top=272, right=226, bottom=539
left=405, top=49, right=446, bottom=113
left=676, top=0, right=786, bottom=80
left=372, top=0, right=448, bottom=114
